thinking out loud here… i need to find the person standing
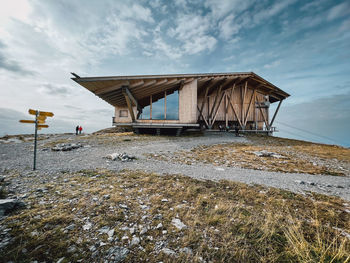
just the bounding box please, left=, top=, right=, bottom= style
left=235, top=125, right=240, bottom=137
left=75, top=125, right=79, bottom=135
left=79, top=126, right=83, bottom=134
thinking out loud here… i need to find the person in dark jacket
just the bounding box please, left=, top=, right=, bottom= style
left=235, top=125, right=240, bottom=137
left=75, top=125, right=79, bottom=135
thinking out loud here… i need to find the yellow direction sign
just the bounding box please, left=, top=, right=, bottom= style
left=37, top=116, right=46, bottom=121
left=19, top=120, right=35, bottom=124
left=19, top=119, right=45, bottom=124
left=39, top=111, right=54, bottom=117
left=21, top=108, right=54, bottom=171
left=28, top=109, right=54, bottom=117
left=28, top=109, right=37, bottom=115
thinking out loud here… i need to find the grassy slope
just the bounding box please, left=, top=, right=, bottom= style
left=149, top=134, right=350, bottom=176
left=1, top=170, right=349, bottom=262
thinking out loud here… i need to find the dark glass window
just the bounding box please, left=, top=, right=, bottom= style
left=138, top=90, right=179, bottom=120
left=152, top=97, right=165, bottom=120
left=166, top=91, right=179, bottom=120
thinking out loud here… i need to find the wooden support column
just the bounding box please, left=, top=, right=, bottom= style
left=229, top=100, right=243, bottom=128
left=211, top=91, right=226, bottom=126
left=124, top=94, right=135, bottom=122
left=243, top=89, right=255, bottom=126
left=258, top=105, right=269, bottom=130
left=164, top=91, right=167, bottom=120
left=269, top=99, right=283, bottom=128
left=197, top=105, right=209, bottom=128
left=207, top=96, right=210, bottom=123
left=225, top=84, right=236, bottom=126
left=225, top=92, right=228, bottom=127
left=241, top=81, right=247, bottom=128
left=122, top=86, right=142, bottom=119
left=253, top=91, right=256, bottom=128
left=198, top=83, right=210, bottom=122
left=150, top=95, right=152, bottom=120
left=209, top=85, right=222, bottom=125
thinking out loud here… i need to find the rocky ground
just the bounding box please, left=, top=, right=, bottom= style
left=0, top=132, right=349, bottom=200
left=0, top=131, right=349, bottom=262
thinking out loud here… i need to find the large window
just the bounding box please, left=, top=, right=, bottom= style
left=141, top=105, right=151, bottom=119
left=166, top=91, right=179, bottom=120
left=139, top=90, right=179, bottom=120
left=152, top=97, right=165, bottom=120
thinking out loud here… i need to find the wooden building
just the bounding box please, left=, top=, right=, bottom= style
left=72, top=72, right=290, bottom=135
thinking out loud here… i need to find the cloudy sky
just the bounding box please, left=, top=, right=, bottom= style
left=0, top=0, right=349, bottom=146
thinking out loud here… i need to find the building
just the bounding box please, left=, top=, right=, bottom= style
left=72, top=72, right=290, bottom=135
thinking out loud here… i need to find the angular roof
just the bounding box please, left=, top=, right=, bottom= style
left=72, top=72, right=290, bottom=107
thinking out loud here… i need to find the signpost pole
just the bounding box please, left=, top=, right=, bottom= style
left=20, top=109, right=53, bottom=171
left=33, top=110, right=38, bottom=171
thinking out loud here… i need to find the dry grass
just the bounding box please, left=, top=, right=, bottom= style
left=78, top=132, right=165, bottom=146
left=1, top=169, right=349, bottom=262
left=150, top=135, right=350, bottom=176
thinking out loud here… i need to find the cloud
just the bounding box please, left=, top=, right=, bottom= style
left=327, top=2, right=350, bottom=21
left=251, top=0, right=297, bottom=25
left=213, top=0, right=297, bottom=41
left=263, top=60, right=281, bottom=69
left=0, top=40, right=34, bottom=75
left=204, top=0, right=254, bottom=19
left=38, top=83, right=72, bottom=97
left=168, top=14, right=217, bottom=55
left=300, top=0, right=329, bottom=12
left=151, top=35, right=183, bottom=60
left=219, top=14, right=241, bottom=40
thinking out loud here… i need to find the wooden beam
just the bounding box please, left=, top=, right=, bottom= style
left=124, top=93, right=135, bottom=122
left=130, top=80, right=144, bottom=88
left=207, top=78, right=227, bottom=96
left=225, top=84, right=236, bottom=126
left=121, top=86, right=142, bottom=112
left=197, top=105, right=209, bottom=128
left=211, top=91, right=226, bottom=125
left=209, top=85, right=222, bottom=122
left=141, top=80, right=157, bottom=88
left=184, top=77, right=195, bottom=84
left=229, top=100, right=242, bottom=128
left=220, top=77, right=239, bottom=91
left=243, top=89, right=256, bottom=126
left=150, top=95, right=152, bottom=119
left=197, top=78, right=213, bottom=96
left=225, top=93, right=228, bottom=127
left=134, top=78, right=180, bottom=96
left=269, top=99, right=282, bottom=128
left=164, top=91, right=167, bottom=120
left=258, top=104, right=269, bottom=129
left=150, top=79, right=168, bottom=88
left=241, top=81, right=247, bottom=125
left=95, top=81, right=129, bottom=95
left=197, top=81, right=211, bottom=122
left=225, top=84, right=236, bottom=113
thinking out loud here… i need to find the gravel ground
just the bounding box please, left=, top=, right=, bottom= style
left=1, top=132, right=349, bottom=201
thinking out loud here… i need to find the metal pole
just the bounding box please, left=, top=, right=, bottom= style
left=33, top=111, right=38, bottom=170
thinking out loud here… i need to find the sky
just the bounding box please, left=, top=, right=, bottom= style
left=0, top=0, right=349, bottom=146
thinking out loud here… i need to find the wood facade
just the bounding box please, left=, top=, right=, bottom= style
left=72, top=72, right=290, bottom=134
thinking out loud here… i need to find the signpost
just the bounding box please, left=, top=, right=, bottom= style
left=19, top=109, right=54, bottom=170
